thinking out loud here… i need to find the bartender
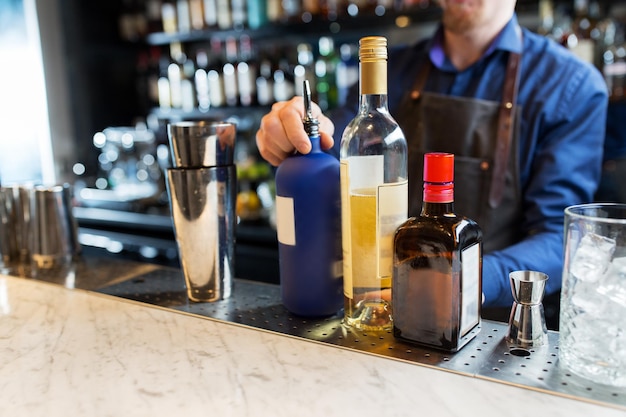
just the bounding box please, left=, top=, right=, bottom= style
left=255, top=0, right=608, bottom=325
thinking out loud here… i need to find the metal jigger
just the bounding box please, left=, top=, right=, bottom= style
left=506, top=270, right=549, bottom=348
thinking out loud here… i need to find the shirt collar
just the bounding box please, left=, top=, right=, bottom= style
left=429, top=14, right=522, bottom=71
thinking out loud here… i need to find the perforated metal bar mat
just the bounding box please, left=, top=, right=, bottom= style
left=93, top=265, right=625, bottom=411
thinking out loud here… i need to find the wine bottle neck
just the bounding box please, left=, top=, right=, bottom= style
left=421, top=201, right=455, bottom=216
left=359, top=60, right=387, bottom=95
left=359, top=93, right=389, bottom=111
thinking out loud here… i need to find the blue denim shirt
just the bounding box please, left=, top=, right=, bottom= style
left=330, top=15, right=608, bottom=307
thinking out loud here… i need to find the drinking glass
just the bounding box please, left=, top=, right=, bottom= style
left=559, top=203, right=626, bottom=387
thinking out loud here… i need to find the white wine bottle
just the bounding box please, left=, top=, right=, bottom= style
left=339, top=36, right=408, bottom=331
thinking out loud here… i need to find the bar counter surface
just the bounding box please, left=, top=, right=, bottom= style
left=0, top=257, right=624, bottom=417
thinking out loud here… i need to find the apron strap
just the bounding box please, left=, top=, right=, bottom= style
left=489, top=49, right=521, bottom=208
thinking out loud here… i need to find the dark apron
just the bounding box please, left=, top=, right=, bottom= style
left=394, top=49, right=523, bottom=254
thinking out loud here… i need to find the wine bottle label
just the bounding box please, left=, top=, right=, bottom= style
left=341, top=157, right=407, bottom=296
left=275, top=195, right=296, bottom=246
left=460, top=242, right=481, bottom=336
left=344, top=155, right=384, bottom=190
left=377, top=180, right=408, bottom=279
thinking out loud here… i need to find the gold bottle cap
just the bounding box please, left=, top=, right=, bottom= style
left=359, top=36, right=388, bottom=62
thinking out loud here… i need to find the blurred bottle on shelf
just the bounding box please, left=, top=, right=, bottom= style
left=231, top=0, right=247, bottom=29
left=189, top=0, right=205, bottom=30
left=146, top=0, right=164, bottom=33
left=176, top=0, right=192, bottom=32
left=266, top=0, right=284, bottom=23
left=567, top=0, right=601, bottom=65
left=180, top=50, right=198, bottom=112
left=207, top=37, right=227, bottom=107
left=223, top=36, right=240, bottom=107
left=281, top=0, right=302, bottom=23
left=336, top=43, right=358, bottom=107
left=238, top=35, right=258, bottom=107
left=166, top=43, right=185, bottom=109
left=537, top=0, right=555, bottom=36
left=602, top=19, right=626, bottom=100
left=194, top=48, right=211, bottom=110
left=273, top=69, right=294, bottom=102
left=118, top=0, right=148, bottom=41
left=301, top=0, right=320, bottom=22
left=320, top=0, right=344, bottom=21
left=161, top=1, right=178, bottom=33
left=316, top=36, right=340, bottom=111
left=247, top=0, right=269, bottom=29
left=146, top=47, right=164, bottom=108
left=157, top=59, right=172, bottom=110
left=216, top=0, right=233, bottom=29
left=295, top=43, right=316, bottom=98
left=203, top=0, right=218, bottom=27
left=256, top=55, right=275, bottom=106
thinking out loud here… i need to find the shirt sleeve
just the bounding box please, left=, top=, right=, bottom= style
left=482, top=48, right=609, bottom=307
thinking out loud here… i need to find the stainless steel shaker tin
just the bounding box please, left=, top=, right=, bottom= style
left=167, top=166, right=236, bottom=302
left=167, top=120, right=236, bottom=168
left=166, top=120, right=237, bottom=303
left=30, top=184, right=80, bottom=269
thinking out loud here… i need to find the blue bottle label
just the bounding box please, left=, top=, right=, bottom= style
left=275, top=195, right=296, bottom=246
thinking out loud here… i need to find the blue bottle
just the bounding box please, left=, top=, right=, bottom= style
left=275, top=80, right=343, bottom=317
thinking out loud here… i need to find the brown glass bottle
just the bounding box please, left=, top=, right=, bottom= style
left=392, top=152, right=482, bottom=352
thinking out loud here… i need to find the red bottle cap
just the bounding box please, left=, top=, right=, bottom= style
left=423, top=152, right=454, bottom=183
left=423, top=152, right=454, bottom=203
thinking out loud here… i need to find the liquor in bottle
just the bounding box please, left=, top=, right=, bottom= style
left=393, top=152, right=482, bottom=352
left=340, top=36, right=408, bottom=331
left=275, top=80, right=343, bottom=317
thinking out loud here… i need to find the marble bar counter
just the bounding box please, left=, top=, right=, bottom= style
left=0, top=258, right=625, bottom=417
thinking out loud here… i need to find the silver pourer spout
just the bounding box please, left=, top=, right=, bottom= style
left=302, top=80, right=320, bottom=137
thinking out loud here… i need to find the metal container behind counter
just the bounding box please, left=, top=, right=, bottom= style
left=168, top=121, right=236, bottom=168
left=166, top=121, right=236, bottom=302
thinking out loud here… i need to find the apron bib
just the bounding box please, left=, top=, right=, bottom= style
left=394, top=49, right=523, bottom=254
